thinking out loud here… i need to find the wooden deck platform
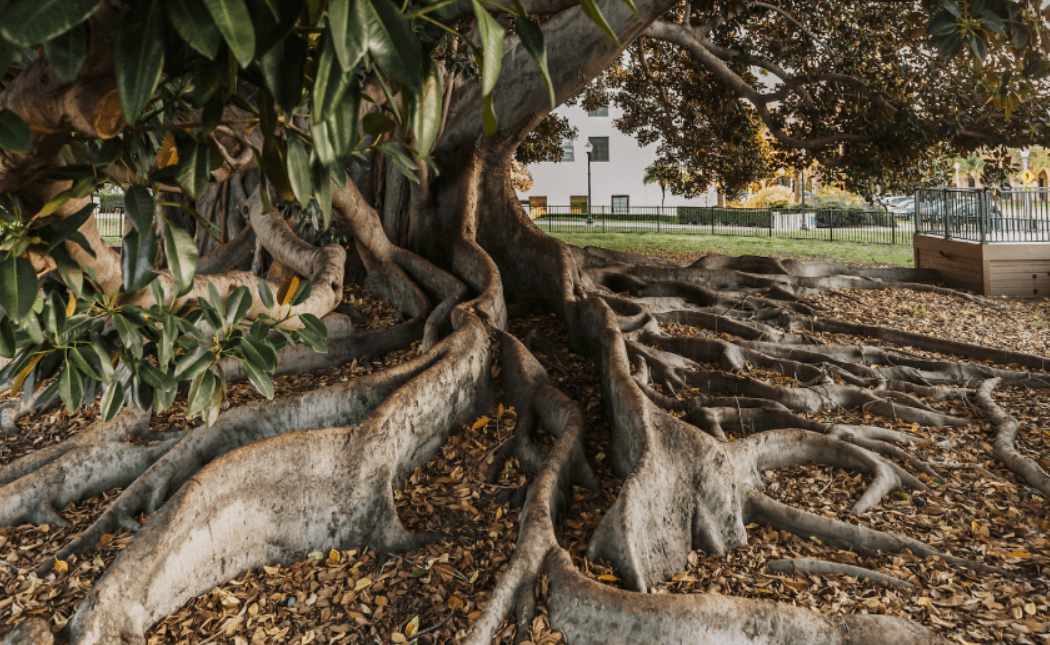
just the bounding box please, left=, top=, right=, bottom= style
left=914, top=234, right=1050, bottom=297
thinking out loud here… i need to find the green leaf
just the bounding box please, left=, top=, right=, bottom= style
left=57, top=314, right=91, bottom=345
left=514, top=17, right=554, bottom=108
left=472, top=2, right=505, bottom=97
left=113, top=313, right=143, bottom=359
left=163, top=223, right=199, bottom=298
left=165, top=0, right=222, bottom=59
left=153, top=378, right=177, bottom=412
left=0, top=319, right=15, bottom=359
left=295, top=328, right=327, bottom=353
left=201, top=0, right=254, bottom=65
left=329, top=0, right=366, bottom=72
left=224, top=285, right=251, bottom=327
left=41, top=201, right=95, bottom=253
left=88, top=333, right=116, bottom=383
left=174, top=346, right=213, bottom=382
left=362, top=113, right=397, bottom=135
left=286, top=134, right=312, bottom=207
left=483, top=93, right=497, bottom=137
left=312, top=33, right=352, bottom=124
left=242, top=359, right=275, bottom=399
left=0, top=108, right=32, bottom=153
left=316, top=167, right=332, bottom=229
left=114, top=0, right=165, bottom=123
left=0, top=254, right=38, bottom=321
left=257, top=277, right=275, bottom=309
left=238, top=336, right=272, bottom=370
left=124, top=184, right=155, bottom=233
left=578, top=0, right=620, bottom=47
left=290, top=278, right=312, bottom=306
left=259, top=32, right=307, bottom=110
left=298, top=313, right=327, bottom=338
left=349, top=0, right=422, bottom=89
left=43, top=22, right=88, bottom=82
left=58, top=362, right=84, bottom=413
left=99, top=381, right=125, bottom=421
left=174, top=135, right=213, bottom=199
left=0, top=0, right=102, bottom=47
left=69, top=346, right=103, bottom=381
left=140, top=362, right=175, bottom=391
left=121, top=229, right=159, bottom=294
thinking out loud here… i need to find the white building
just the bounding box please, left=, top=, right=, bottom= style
left=516, top=104, right=717, bottom=212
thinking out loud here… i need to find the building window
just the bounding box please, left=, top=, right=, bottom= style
left=529, top=196, right=547, bottom=216
left=587, top=107, right=609, bottom=117
left=560, top=143, right=574, bottom=162
left=587, top=136, right=609, bottom=162
left=612, top=195, right=629, bottom=214
left=570, top=196, right=588, bottom=214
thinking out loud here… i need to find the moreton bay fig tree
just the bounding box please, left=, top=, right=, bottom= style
left=0, top=0, right=1048, bottom=643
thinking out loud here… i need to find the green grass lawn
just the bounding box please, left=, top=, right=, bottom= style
left=548, top=230, right=914, bottom=266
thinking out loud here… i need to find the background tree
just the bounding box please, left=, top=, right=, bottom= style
left=0, top=1, right=1048, bottom=645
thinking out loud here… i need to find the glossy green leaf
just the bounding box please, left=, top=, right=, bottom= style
left=140, top=362, right=175, bottom=391
left=165, top=0, right=222, bottom=59
left=121, top=229, right=159, bottom=294
left=124, top=184, right=155, bottom=233
left=201, top=0, right=255, bottom=65
left=0, top=319, right=15, bottom=359
left=348, top=0, right=422, bottom=90
left=57, top=314, right=91, bottom=346
left=99, top=381, right=125, bottom=421
left=298, top=313, right=327, bottom=338
left=163, top=222, right=199, bottom=298
left=242, top=360, right=275, bottom=399
left=514, top=17, right=555, bottom=108
left=114, top=0, right=165, bottom=123
left=257, top=278, right=275, bottom=309
left=224, top=285, right=251, bottom=327
left=578, top=0, right=620, bottom=47
left=312, top=33, right=352, bottom=124
left=174, top=136, right=213, bottom=199
left=58, top=363, right=84, bottom=413
left=328, top=0, right=366, bottom=72
left=0, top=254, right=38, bottom=321
left=41, top=201, right=96, bottom=253
left=174, top=346, right=213, bottom=382
left=472, top=2, right=505, bottom=97
left=0, top=0, right=101, bottom=47
left=43, top=22, right=88, bottom=82
left=286, top=134, right=312, bottom=206
left=295, top=328, right=327, bottom=353
left=113, top=313, right=143, bottom=359
left=0, top=108, right=32, bottom=153
left=69, top=346, right=103, bottom=381
left=411, top=61, right=442, bottom=155
left=259, top=32, right=307, bottom=110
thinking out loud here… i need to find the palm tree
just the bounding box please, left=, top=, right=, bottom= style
left=643, top=161, right=676, bottom=208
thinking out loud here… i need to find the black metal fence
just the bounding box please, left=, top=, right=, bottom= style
left=527, top=204, right=909, bottom=245
left=915, top=188, right=1050, bottom=243
left=96, top=206, right=126, bottom=239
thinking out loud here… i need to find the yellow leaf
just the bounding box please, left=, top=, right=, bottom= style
left=38, top=524, right=49, bottom=533
left=93, top=89, right=125, bottom=139
left=54, top=560, right=69, bottom=573
left=497, top=403, right=504, bottom=417
left=66, top=295, right=77, bottom=318
left=99, top=534, right=114, bottom=544
left=156, top=132, right=178, bottom=169
left=328, top=549, right=340, bottom=563
left=448, top=595, right=464, bottom=610
left=12, top=353, right=44, bottom=396
left=277, top=276, right=300, bottom=307
left=354, top=577, right=372, bottom=591
left=597, top=574, right=619, bottom=582
left=405, top=616, right=420, bottom=638
left=1005, top=551, right=1030, bottom=558
left=471, top=416, right=490, bottom=430
left=495, top=507, right=503, bottom=520
left=916, top=597, right=932, bottom=606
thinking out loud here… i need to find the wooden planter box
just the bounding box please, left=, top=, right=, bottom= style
left=914, top=234, right=1050, bottom=297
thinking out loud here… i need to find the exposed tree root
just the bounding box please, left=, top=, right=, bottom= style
left=977, top=378, right=1050, bottom=497
left=766, top=557, right=918, bottom=590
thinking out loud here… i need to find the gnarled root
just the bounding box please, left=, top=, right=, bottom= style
left=766, top=558, right=918, bottom=590
left=547, top=549, right=944, bottom=645
left=63, top=314, right=494, bottom=645
left=977, top=378, right=1050, bottom=497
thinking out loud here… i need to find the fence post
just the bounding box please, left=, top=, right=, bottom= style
left=657, top=207, right=661, bottom=234
left=892, top=211, right=896, bottom=245
left=768, top=209, right=773, bottom=237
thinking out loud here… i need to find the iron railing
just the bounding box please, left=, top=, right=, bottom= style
left=914, top=187, right=1050, bottom=243
left=527, top=204, right=909, bottom=245
left=96, top=206, right=126, bottom=239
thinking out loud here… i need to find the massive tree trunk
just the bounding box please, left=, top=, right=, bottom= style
left=1, top=0, right=1047, bottom=644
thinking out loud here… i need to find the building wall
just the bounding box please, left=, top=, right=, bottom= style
left=516, top=105, right=717, bottom=209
